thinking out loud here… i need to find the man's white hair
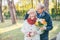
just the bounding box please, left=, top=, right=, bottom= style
left=27, top=8, right=36, bottom=15
left=37, top=3, right=45, bottom=9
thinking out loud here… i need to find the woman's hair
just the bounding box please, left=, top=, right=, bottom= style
left=27, top=8, right=36, bottom=15
left=27, top=8, right=37, bottom=18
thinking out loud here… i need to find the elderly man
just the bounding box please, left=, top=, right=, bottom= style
left=24, top=3, right=53, bottom=40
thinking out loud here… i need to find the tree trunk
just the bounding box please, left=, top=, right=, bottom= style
left=7, top=0, right=16, bottom=24
left=55, top=0, right=58, bottom=20
left=0, top=0, right=4, bottom=22
left=38, top=0, right=40, bottom=3
left=31, top=0, right=33, bottom=8
left=44, top=0, right=49, bottom=12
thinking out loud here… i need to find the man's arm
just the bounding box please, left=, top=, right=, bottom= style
left=24, top=13, right=29, bottom=20
left=45, top=14, right=53, bottom=31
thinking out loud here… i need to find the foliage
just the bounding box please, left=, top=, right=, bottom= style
left=4, top=11, right=10, bottom=19
left=51, top=8, right=56, bottom=18
left=16, top=10, right=27, bottom=19
left=2, top=0, right=60, bottom=20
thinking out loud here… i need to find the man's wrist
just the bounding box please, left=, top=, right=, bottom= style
left=43, top=27, right=47, bottom=30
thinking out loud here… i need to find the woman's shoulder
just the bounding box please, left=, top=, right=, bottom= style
left=23, top=20, right=28, bottom=26
left=23, top=20, right=27, bottom=24
left=23, top=20, right=29, bottom=25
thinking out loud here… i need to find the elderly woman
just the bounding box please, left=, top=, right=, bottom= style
left=21, top=9, right=42, bottom=40
left=24, top=3, right=53, bottom=40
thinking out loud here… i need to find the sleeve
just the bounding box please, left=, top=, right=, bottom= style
left=21, top=21, right=28, bottom=34
left=35, top=27, right=43, bottom=35
left=37, top=29, right=43, bottom=34
left=24, top=13, right=29, bottom=20
left=45, top=14, right=53, bottom=31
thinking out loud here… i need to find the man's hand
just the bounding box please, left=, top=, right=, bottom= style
left=40, top=19, right=47, bottom=24
left=40, top=27, right=46, bottom=31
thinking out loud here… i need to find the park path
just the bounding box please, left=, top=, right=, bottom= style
left=0, top=22, right=58, bottom=34
left=0, top=21, right=59, bottom=40
left=0, top=23, right=23, bottom=34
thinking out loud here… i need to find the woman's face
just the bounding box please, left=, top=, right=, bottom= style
left=29, top=12, right=36, bottom=19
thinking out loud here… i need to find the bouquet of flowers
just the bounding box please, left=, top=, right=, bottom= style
left=35, top=18, right=47, bottom=33
left=35, top=18, right=47, bottom=27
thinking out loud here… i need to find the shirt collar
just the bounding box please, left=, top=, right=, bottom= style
left=36, top=11, right=45, bottom=17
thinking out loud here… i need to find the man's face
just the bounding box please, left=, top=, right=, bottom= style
left=36, top=6, right=44, bottom=14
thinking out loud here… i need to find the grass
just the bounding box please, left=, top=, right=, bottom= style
left=0, top=20, right=60, bottom=40
left=49, top=21, right=60, bottom=40
left=0, top=28, right=24, bottom=40
left=0, top=19, right=24, bottom=28
left=0, top=20, right=12, bottom=28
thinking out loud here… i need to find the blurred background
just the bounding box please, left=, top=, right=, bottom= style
left=0, top=0, right=60, bottom=40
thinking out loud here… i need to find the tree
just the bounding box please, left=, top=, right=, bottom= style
left=31, top=0, right=33, bottom=8
left=38, top=0, right=40, bottom=3
left=44, top=0, right=49, bottom=12
left=7, top=0, right=16, bottom=24
left=0, top=0, right=4, bottom=22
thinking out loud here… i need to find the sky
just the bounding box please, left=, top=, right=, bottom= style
left=2, top=0, right=60, bottom=6
left=2, top=0, right=36, bottom=6
left=2, top=0, right=18, bottom=6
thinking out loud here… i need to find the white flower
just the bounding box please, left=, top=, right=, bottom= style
left=37, top=18, right=43, bottom=23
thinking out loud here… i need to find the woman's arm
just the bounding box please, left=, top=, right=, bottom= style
left=34, top=27, right=42, bottom=35
left=37, top=29, right=42, bottom=35
left=21, top=21, right=28, bottom=34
